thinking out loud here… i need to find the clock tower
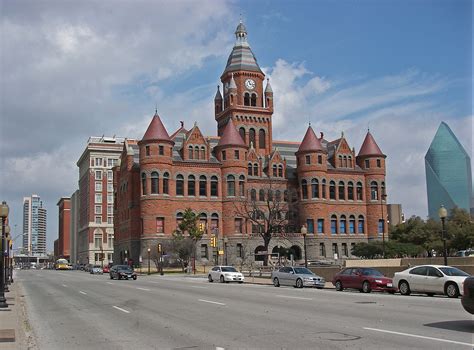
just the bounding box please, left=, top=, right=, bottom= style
left=214, top=20, right=274, bottom=156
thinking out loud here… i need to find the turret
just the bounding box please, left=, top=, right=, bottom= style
left=214, top=85, right=223, bottom=115
left=264, top=78, right=273, bottom=110
left=138, top=111, right=174, bottom=167
left=296, top=125, right=327, bottom=172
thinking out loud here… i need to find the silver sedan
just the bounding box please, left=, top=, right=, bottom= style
left=271, top=266, right=325, bottom=288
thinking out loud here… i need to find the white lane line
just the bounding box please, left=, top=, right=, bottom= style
left=62, top=284, right=67, bottom=287
left=113, top=306, right=130, bottom=314
left=198, top=299, right=226, bottom=306
left=107, top=282, right=114, bottom=285
left=363, top=327, right=474, bottom=347
left=79, top=291, right=87, bottom=295
left=276, top=295, right=313, bottom=301
left=136, top=287, right=150, bottom=291
left=191, top=286, right=207, bottom=289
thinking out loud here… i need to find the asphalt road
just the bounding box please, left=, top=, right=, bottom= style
left=17, top=270, right=473, bottom=349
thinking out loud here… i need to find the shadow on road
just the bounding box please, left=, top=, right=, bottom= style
left=424, top=320, right=474, bottom=334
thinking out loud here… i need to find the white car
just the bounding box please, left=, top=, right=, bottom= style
left=208, top=266, right=244, bottom=283
left=392, top=265, right=470, bottom=298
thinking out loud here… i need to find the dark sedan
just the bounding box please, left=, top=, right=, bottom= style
left=109, top=265, right=137, bottom=280
left=461, top=276, right=474, bottom=314
left=332, top=267, right=396, bottom=293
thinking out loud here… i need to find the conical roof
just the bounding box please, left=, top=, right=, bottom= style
left=214, top=86, right=223, bottom=101
left=297, top=125, right=324, bottom=153
left=216, top=119, right=246, bottom=148
left=265, top=79, right=273, bottom=93
left=142, top=112, right=171, bottom=142
left=358, top=131, right=384, bottom=157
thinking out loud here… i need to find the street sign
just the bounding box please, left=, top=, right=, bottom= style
left=218, top=250, right=224, bottom=255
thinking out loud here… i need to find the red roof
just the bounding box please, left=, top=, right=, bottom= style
left=216, top=119, right=246, bottom=148
left=297, top=126, right=323, bottom=153
left=358, top=131, right=384, bottom=157
left=142, top=113, right=171, bottom=142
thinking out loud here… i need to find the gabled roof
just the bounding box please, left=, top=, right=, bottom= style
left=142, top=112, right=172, bottom=142
left=358, top=131, right=384, bottom=157
left=216, top=119, right=246, bottom=148
left=297, top=125, right=324, bottom=153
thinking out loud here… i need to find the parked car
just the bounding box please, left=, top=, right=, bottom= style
left=90, top=265, right=103, bottom=274
left=461, top=276, right=474, bottom=314
left=455, top=250, right=473, bottom=257
left=332, top=267, right=396, bottom=293
left=109, top=265, right=137, bottom=280
left=208, top=266, right=244, bottom=283
left=102, top=265, right=110, bottom=273
left=393, top=265, right=470, bottom=298
left=271, top=266, right=325, bottom=288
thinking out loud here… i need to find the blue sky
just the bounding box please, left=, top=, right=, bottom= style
left=1, top=0, right=472, bottom=251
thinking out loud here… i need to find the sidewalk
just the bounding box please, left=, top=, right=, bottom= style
left=0, top=281, right=35, bottom=350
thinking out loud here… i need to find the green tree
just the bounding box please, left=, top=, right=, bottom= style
left=351, top=242, right=383, bottom=259
left=172, top=208, right=204, bottom=272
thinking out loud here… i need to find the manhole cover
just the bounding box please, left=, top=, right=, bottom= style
left=315, top=332, right=361, bottom=341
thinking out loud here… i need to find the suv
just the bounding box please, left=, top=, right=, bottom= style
left=110, top=265, right=137, bottom=280
left=461, top=276, right=474, bottom=314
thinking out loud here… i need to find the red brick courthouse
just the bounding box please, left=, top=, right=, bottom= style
left=113, top=21, right=387, bottom=266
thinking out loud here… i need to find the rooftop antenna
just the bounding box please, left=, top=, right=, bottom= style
left=155, top=102, right=157, bottom=115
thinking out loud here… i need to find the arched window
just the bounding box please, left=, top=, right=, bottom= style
left=347, top=181, right=354, bottom=200
left=275, top=190, right=282, bottom=202
left=381, top=182, right=386, bottom=198
left=251, top=93, right=257, bottom=106
left=141, top=173, right=147, bottom=195
left=272, top=164, right=277, bottom=177
left=358, top=215, right=365, bottom=233
left=239, top=175, right=245, bottom=196
left=176, top=175, right=184, bottom=195
left=244, top=93, right=250, bottom=106
left=343, top=156, right=348, bottom=168
left=199, top=213, right=207, bottom=233
left=357, top=182, right=363, bottom=200
left=194, top=146, right=199, bottom=160
left=250, top=189, right=257, bottom=201
left=348, top=156, right=352, bottom=168
left=211, top=213, right=219, bottom=234
left=200, top=147, right=205, bottom=160
left=253, top=163, right=258, bottom=176
left=151, top=171, right=159, bottom=194
left=311, top=178, right=319, bottom=198
left=249, top=128, right=256, bottom=148
left=268, top=189, right=273, bottom=201
left=239, top=127, right=246, bottom=143
left=329, top=181, right=336, bottom=200
left=210, top=176, right=218, bottom=197
left=199, top=175, right=207, bottom=196
left=278, top=165, right=283, bottom=177
left=338, top=181, right=345, bottom=200
left=340, top=215, right=347, bottom=234
left=248, top=163, right=253, bottom=176
left=331, top=215, right=338, bottom=234
left=176, top=212, right=183, bottom=228
left=371, top=181, right=378, bottom=200
left=188, top=146, right=193, bottom=159
left=259, top=189, right=265, bottom=202
left=302, top=179, right=308, bottom=199
left=227, top=175, right=235, bottom=196
left=349, top=215, right=356, bottom=234
left=259, top=129, right=266, bottom=149
left=339, top=155, right=343, bottom=167
left=322, top=179, right=326, bottom=198
left=188, top=175, right=196, bottom=196
left=163, top=172, right=169, bottom=194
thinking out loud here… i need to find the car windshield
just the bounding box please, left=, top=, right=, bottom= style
left=439, top=267, right=470, bottom=277
left=361, top=268, right=384, bottom=276
left=221, top=267, right=237, bottom=272
left=293, top=267, right=313, bottom=275
left=117, top=266, right=132, bottom=272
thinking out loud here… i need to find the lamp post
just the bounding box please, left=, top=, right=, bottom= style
left=381, top=192, right=387, bottom=258
left=301, top=225, right=308, bottom=268
left=224, top=237, right=228, bottom=266
left=438, top=205, right=448, bottom=266
left=0, top=201, right=9, bottom=308
left=4, top=225, right=10, bottom=290
left=147, top=248, right=151, bottom=275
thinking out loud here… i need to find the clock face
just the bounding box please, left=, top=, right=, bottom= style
left=245, top=79, right=256, bottom=90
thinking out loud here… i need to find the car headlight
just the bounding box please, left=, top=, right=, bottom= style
left=303, top=277, right=313, bottom=281
left=375, top=279, right=382, bottom=283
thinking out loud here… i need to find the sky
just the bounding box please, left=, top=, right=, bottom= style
left=1, top=0, right=472, bottom=252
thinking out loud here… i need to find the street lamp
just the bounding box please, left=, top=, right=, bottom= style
left=0, top=201, right=9, bottom=308
left=438, top=205, right=448, bottom=266
left=147, top=248, right=151, bottom=275
left=224, top=237, right=228, bottom=266
left=301, top=225, right=308, bottom=268
left=381, top=192, right=387, bottom=258
left=4, top=225, right=10, bottom=291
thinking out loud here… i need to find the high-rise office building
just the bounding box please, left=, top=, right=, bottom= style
left=425, top=122, right=472, bottom=219
left=22, top=194, right=47, bottom=256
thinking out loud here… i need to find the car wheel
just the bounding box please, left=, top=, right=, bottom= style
left=362, top=281, right=371, bottom=293
left=110, top=274, right=113, bottom=279
left=220, top=275, right=225, bottom=283
left=335, top=280, right=343, bottom=291
left=399, top=280, right=411, bottom=295
left=445, top=283, right=459, bottom=298
left=208, top=275, right=213, bottom=283
left=238, top=281, right=243, bottom=284
left=133, top=276, right=137, bottom=280
left=273, top=277, right=280, bottom=287
left=296, top=278, right=303, bottom=288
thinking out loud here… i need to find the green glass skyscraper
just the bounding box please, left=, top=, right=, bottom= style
left=425, top=122, right=472, bottom=219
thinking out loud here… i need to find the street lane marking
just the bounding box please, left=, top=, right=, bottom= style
left=363, top=327, right=474, bottom=347
left=276, top=295, right=313, bottom=301
left=79, top=291, right=87, bottom=295
left=113, top=306, right=130, bottom=314
left=191, top=286, right=207, bottom=289
left=62, top=284, right=67, bottom=287
left=136, top=287, right=150, bottom=291
left=107, top=282, right=114, bottom=285
left=198, top=299, right=226, bottom=306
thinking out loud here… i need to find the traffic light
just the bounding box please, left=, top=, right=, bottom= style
left=157, top=243, right=162, bottom=253
left=210, top=236, right=217, bottom=248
